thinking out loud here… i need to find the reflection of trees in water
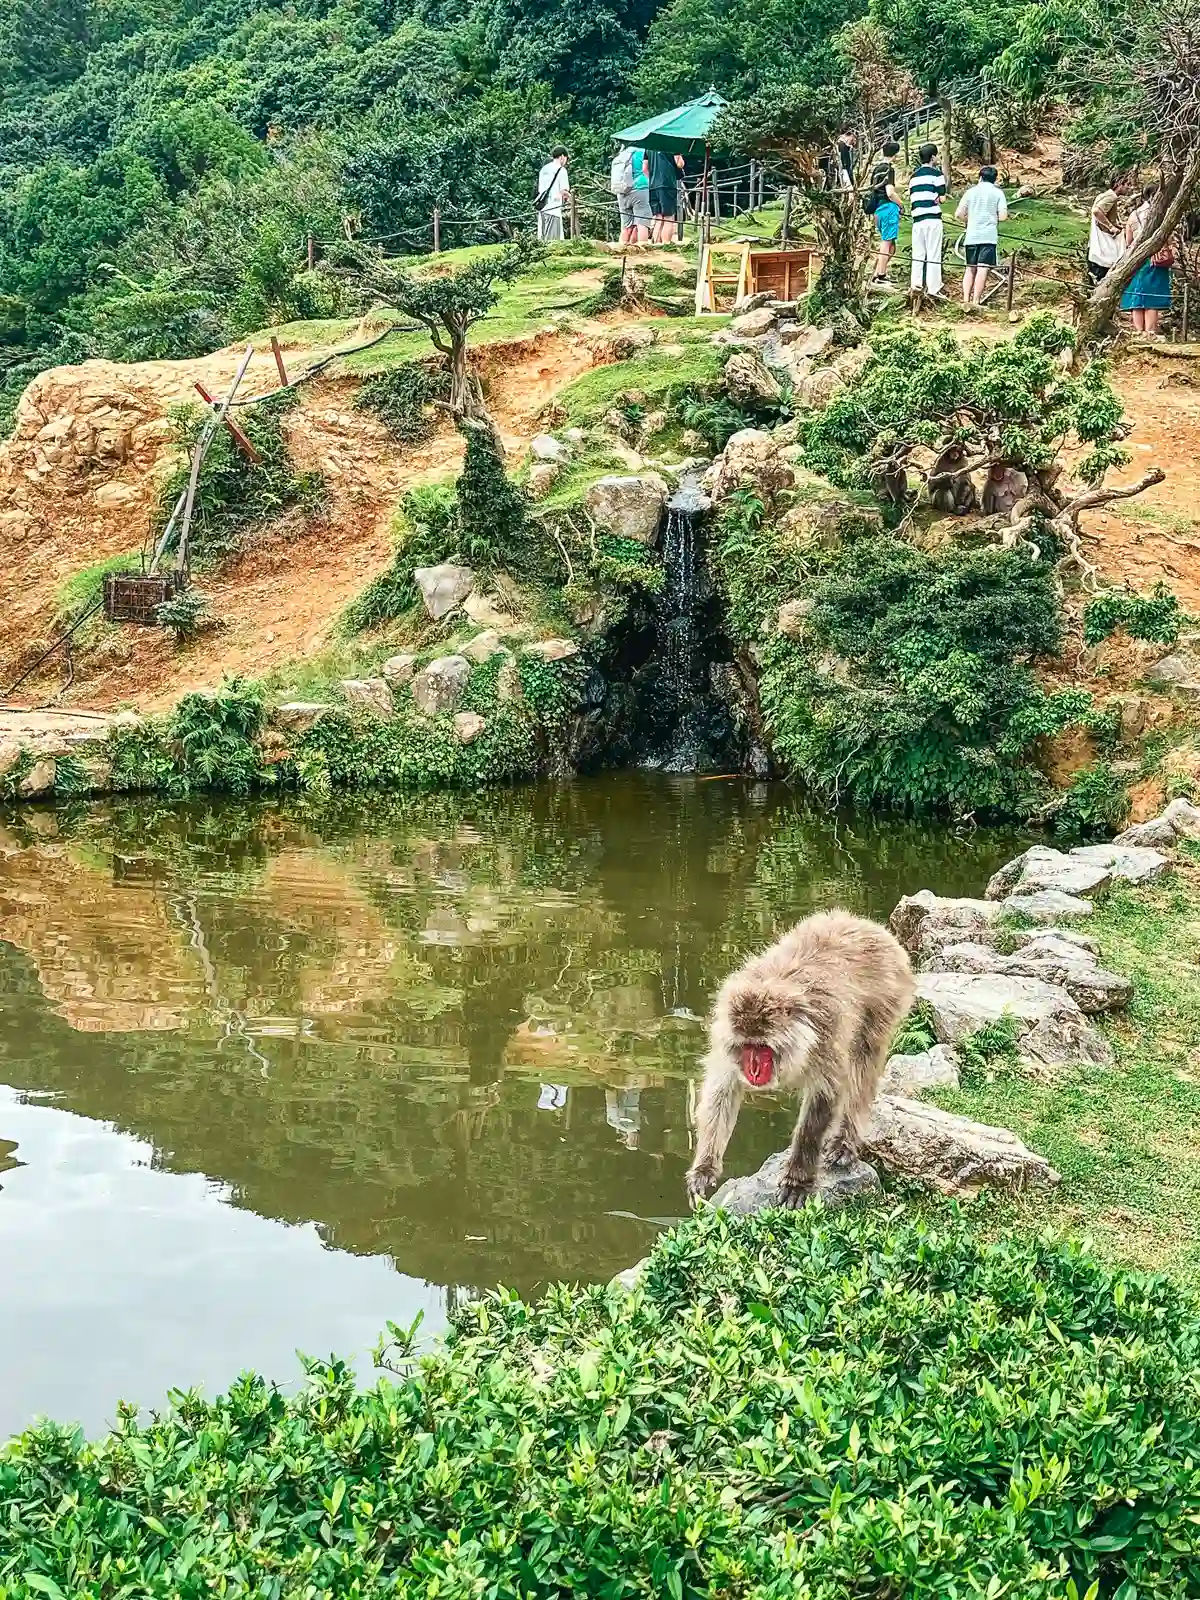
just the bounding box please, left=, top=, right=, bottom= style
left=0, top=780, right=1025, bottom=1291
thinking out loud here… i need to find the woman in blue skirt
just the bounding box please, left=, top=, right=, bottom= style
left=1121, top=184, right=1173, bottom=336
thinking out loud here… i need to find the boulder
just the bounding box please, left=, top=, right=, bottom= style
left=776, top=598, right=813, bottom=639
left=0, top=738, right=22, bottom=777
left=711, top=1151, right=882, bottom=1215
left=722, top=350, right=783, bottom=406
left=935, top=939, right=1131, bottom=1015
left=861, top=1095, right=1059, bottom=1195
left=463, top=591, right=517, bottom=630
left=16, top=758, right=56, bottom=799
left=1164, top=796, right=1200, bottom=838
left=527, top=462, right=560, bottom=499
left=339, top=678, right=394, bottom=719
left=463, top=629, right=504, bottom=664
left=1011, top=927, right=1098, bottom=955
left=414, top=562, right=475, bottom=621
left=411, top=654, right=472, bottom=716
left=523, top=638, right=580, bottom=662
left=779, top=495, right=883, bottom=548
left=916, top=970, right=1113, bottom=1066
left=702, top=429, right=795, bottom=506
left=497, top=656, right=523, bottom=704
left=1001, top=889, right=1095, bottom=921
left=1146, top=651, right=1200, bottom=693
left=271, top=701, right=331, bottom=734
left=793, top=367, right=845, bottom=409
left=530, top=433, right=571, bottom=464
left=380, top=653, right=418, bottom=686
left=1068, top=842, right=1170, bottom=886
left=888, top=890, right=1004, bottom=961
left=1114, top=814, right=1183, bottom=849
left=584, top=474, right=667, bottom=544
left=730, top=306, right=778, bottom=337
left=452, top=711, right=487, bottom=745
left=784, top=325, right=835, bottom=358
left=880, top=1044, right=961, bottom=1094
left=986, top=845, right=1111, bottom=901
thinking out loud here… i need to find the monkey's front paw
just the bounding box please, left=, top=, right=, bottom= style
left=777, top=1173, right=813, bottom=1210
left=686, top=1166, right=720, bottom=1204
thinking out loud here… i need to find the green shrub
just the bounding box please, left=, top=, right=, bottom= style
left=352, top=359, right=451, bottom=443
left=1052, top=760, right=1132, bottom=839
left=1082, top=583, right=1184, bottom=648
left=154, top=588, right=211, bottom=641
left=890, top=996, right=939, bottom=1054
left=959, top=1013, right=1024, bottom=1084
left=592, top=534, right=665, bottom=594
left=455, top=429, right=530, bottom=569
left=153, top=392, right=326, bottom=569
left=340, top=484, right=458, bottom=633
left=748, top=532, right=1081, bottom=816
left=4, top=1206, right=1200, bottom=1597
left=167, top=676, right=267, bottom=795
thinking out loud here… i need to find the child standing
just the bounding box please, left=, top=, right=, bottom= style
left=868, top=141, right=903, bottom=287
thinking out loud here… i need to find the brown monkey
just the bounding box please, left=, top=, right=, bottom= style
left=981, top=462, right=1029, bottom=518
left=927, top=443, right=978, bottom=515
left=685, top=910, right=915, bottom=1208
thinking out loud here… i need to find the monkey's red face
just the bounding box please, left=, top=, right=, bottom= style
left=740, top=1042, right=775, bottom=1087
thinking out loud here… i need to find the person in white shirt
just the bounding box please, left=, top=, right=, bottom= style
left=954, top=164, right=1008, bottom=308
left=1087, top=175, right=1131, bottom=284
left=536, top=147, right=570, bottom=241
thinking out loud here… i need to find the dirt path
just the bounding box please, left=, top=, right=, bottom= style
left=0, top=326, right=612, bottom=712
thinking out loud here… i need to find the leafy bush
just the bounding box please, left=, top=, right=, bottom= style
left=340, top=484, right=460, bottom=633
left=4, top=1205, right=1200, bottom=1597
left=353, top=359, right=451, bottom=443
left=746, top=531, right=1082, bottom=816
left=154, top=588, right=212, bottom=641
left=592, top=534, right=665, bottom=594
left=1082, top=583, right=1184, bottom=648
left=1052, top=760, right=1132, bottom=839
left=153, top=392, right=325, bottom=569
left=959, top=1013, right=1024, bottom=1084
left=890, top=996, right=939, bottom=1054
left=167, top=677, right=267, bottom=795
left=456, top=429, right=530, bottom=569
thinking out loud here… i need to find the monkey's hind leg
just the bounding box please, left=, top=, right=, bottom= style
left=686, top=1066, right=744, bottom=1203
left=778, top=1088, right=836, bottom=1209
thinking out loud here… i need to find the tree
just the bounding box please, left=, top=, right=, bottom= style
left=995, top=0, right=1200, bottom=353
left=364, top=236, right=542, bottom=453
left=636, top=0, right=860, bottom=105
left=868, top=0, right=1014, bottom=99
left=714, top=20, right=917, bottom=332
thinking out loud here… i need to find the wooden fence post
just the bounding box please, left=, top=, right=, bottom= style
left=676, top=185, right=686, bottom=242
left=433, top=205, right=441, bottom=253
left=306, top=233, right=315, bottom=270
left=270, top=335, right=289, bottom=389
left=781, top=186, right=794, bottom=246
left=1006, top=248, right=1020, bottom=313
left=569, top=191, right=579, bottom=239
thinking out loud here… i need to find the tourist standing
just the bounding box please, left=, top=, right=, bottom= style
left=868, top=142, right=903, bottom=287
left=649, top=148, right=685, bottom=242
left=1087, top=175, right=1130, bottom=284
left=835, top=128, right=856, bottom=189
left=1121, top=183, right=1173, bottom=337
left=909, top=141, right=948, bottom=296
left=955, top=164, right=1007, bottom=308
left=536, top=147, right=570, bottom=241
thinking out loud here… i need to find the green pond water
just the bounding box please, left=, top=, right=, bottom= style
left=0, top=774, right=1025, bottom=1438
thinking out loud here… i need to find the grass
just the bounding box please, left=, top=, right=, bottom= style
left=55, top=549, right=146, bottom=619
left=928, top=857, right=1200, bottom=1281
left=553, top=340, right=725, bottom=430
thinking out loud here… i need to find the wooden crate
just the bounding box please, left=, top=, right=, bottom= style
left=103, top=572, right=180, bottom=625
left=747, top=248, right=816, bottom=301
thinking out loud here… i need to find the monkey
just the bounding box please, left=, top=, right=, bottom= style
left=927, top=443, right=978, bottom=516
left=685, top=910, right=915, bottom=1209
left=981, top=462, right=1030, bottom=519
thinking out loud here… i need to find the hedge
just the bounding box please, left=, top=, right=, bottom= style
left=3, top=1204, right=1200, bottom=1597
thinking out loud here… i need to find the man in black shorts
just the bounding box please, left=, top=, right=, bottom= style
left=955, top=164, right=1008, bottom=308
left=649, top=148, right=684, bottom=242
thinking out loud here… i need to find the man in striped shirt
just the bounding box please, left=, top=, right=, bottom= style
left=908, top=143, right=948, bottom=296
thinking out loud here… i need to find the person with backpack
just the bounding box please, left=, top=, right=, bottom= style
left=535, top=146, right=570, bottom=241
left=908, top=142, right=948, bottom=296
left=611, top=142, right=651, bottom=244
left=866, top=140, right=902, bottom=287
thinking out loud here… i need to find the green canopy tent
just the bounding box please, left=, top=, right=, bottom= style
left=612, top=89, right=728, bottom=222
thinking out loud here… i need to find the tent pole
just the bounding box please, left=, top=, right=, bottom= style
left=700, top=143, right=711, bottom=230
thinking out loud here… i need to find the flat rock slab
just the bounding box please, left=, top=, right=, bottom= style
left=862, top=1094, right=1060, bottom=1195
left=916, top=971, right=1113, bottom=1065
left=881, top=1044, right=961, bottom=1093
left=1001, top=890, right=1095, bottom=921
left=987, top=846, right=1111, bottom=901
left=711, top=1153, right=881, bottom=1216
left=1117, top=797, right=1200, bottom=849
left=935, top=939, right=1132, bottom=1014
left=1068, top=842, right=1170, bottom=886
left=889, top=890, right=1004, bottom=959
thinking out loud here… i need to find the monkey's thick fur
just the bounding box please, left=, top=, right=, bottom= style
left=686, top=910, right=915, bottom=1208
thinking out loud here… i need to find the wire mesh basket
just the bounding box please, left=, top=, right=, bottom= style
left=102, top=572, right=181, bottom=625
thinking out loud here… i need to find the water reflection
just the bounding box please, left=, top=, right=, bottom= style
left=0, top=776, right=1024, bottom=1434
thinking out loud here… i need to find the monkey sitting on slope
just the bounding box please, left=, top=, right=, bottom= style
left=685, top=911, right=915, bottom=1208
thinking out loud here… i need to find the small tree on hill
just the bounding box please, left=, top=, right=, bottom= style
left=995, top=0, right=1200, bottom=354
left=364, top=236, right=541, bottom=455
left=714, top=21, right=918, bottom=334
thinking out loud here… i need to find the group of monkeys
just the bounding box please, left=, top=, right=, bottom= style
left=873, top=444, right=1038, bottom=521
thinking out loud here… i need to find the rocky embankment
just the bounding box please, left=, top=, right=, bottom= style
left=709, top=798, right=1200, bottom=1214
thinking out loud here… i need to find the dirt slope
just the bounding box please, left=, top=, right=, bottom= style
left=0, top=325, right=611, bottom=712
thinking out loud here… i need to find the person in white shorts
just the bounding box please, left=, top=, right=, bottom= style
left=908, top=141, right=947, bottom=296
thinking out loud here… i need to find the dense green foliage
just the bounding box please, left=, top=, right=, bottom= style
left=154, top=391, right=325, bottom=569
left=802, top=316, right=1129, bottom=495
left=714, top=492, right=1087, bottom=816
left=1082, top=584, right=1184, bottom=649
left=352, top=359, right=450, bottom=443
left=4, top=1204, right=1200, bottom=1596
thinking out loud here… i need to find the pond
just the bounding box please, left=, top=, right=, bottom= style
left=0, top=775, right=1024, bottom=1438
